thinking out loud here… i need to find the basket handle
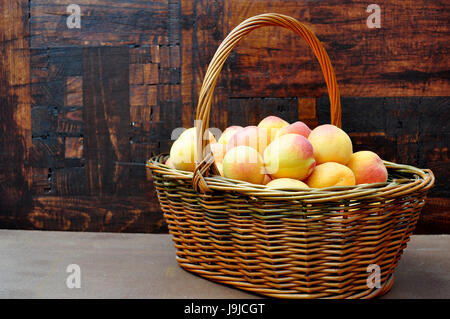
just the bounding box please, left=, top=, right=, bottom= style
left=193, top=13, right=341, bottom=193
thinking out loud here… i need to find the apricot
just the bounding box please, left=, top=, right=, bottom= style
left=222, top=146, right=265, bottom=184
left=164, top=157, right=174, bottom=168
left=176, top=126, right=215, bottom=142
left=263, top=134, right=316, bottom=180
left=308, top=124, right=353, bottom=165
left=346, top=151, right=388, bottom=184
left=210, top=142, right=227, bottom=164
left=266, top=178, right=309, bottom=190
left=217, top=126, right=243, bottom=145
left=275, top=121, right=311, bottom=139
left=257, top=115, right=289, bottom=143
left=170, top=127, right=216, bottom=172
left=226, top=125, right=269, bottom=155
left=262, top=174, right=272, bottom=185
left=306, top=162, right=356, bottom=188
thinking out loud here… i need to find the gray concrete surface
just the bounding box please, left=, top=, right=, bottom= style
left=0, top=230, right=448, bottom=299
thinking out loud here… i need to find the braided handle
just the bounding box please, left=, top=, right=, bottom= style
left=193, top=13, right=342, bottom=193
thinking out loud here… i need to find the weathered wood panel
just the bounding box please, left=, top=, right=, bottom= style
left=0, top=0, right=33, bottom=229
left=23, top=0, right=182, bottom=232
left=83, top=46, right=131, bottom=196
left=30, top=194, right=166, bottom=232
left=30, top=0, right=170, bottom=47
left=224, top=0, right=450, bottom=98
left=0, top=0, right=448, bottom=233
left=181, top=0, right=229, bottom=130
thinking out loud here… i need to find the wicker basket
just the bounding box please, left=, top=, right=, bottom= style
left=146, top=13, right=435, bottom=298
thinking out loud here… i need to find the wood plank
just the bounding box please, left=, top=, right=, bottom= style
left=181, top=0, right=195, bottom=128
left=416, top=198, right=450, bottom=234
left=82, top=46, right=131, bottom=196
left=64, top=76, right=83, bottom=106
left=224, top=0, right=450, bottom=97
left=30, top=0, right=169, bottom=47
left=227, top=97, right=298, bottom=127
left=30, top=136, right=65, bottom=169
left=65, top=137, right=83, bottom=159
left=181, top=0, right=228, bottom=130
left=27, top=195, right=166, bottom=233
left=0, top=0, right=33, bottom=228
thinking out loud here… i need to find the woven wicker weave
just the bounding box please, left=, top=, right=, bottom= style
left=146, top=13, right=435, bottom=299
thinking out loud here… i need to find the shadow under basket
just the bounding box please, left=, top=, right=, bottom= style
left=146, top=13, right=435, bottom=299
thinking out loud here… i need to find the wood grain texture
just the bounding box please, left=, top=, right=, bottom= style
left=30, top=0, right=170, bottom=47
left=0, top=0, right=33, bottom=229
left=0, top=0, right=448, bottom=233
left=181, top=0, right=229, bottom=130
left=23, top=1, right=180, bottom=232
left=30, top=194, right=166, bottom=232
left=83, top=46, right=131, bottom=196
left=224, top=0, right=450, bottom=97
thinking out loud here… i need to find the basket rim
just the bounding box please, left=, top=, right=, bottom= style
left=147, top=154, right=435, bottom=203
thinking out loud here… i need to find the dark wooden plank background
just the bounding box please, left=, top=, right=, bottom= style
left=0, top=0, right=448, bottom=233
